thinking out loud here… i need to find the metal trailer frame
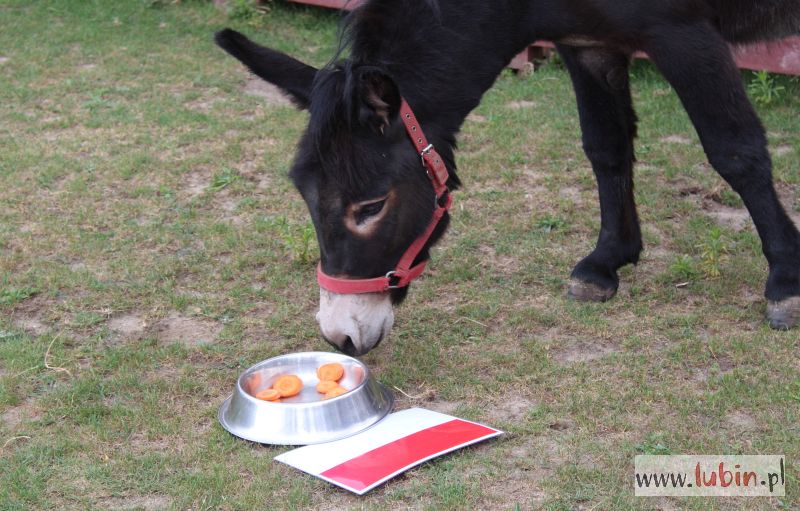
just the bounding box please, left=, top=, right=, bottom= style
left=284, top=0, right=800, bottom=75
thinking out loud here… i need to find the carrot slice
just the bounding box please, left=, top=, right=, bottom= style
left=273, top=375, right=303, bottom=397
left=324, top=386, right=348, bottom=399
left=255, top=388, right=281, bottom=401
left=316, top=380, right=339, bottom=394
left=317, top=363, right=344, bottom=382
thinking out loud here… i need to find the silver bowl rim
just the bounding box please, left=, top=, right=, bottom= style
left=217, top=381, right=394, bottom=445
left=218, top=351, right=395, bottom=445
left=235, top=351, right=371, bottom=406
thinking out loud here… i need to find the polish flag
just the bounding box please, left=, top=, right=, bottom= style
left=275, top=408, right=502, bottom=494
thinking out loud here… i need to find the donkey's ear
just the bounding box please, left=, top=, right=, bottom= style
left=356, top=69, right=401, bottom=135
left=215, top=29, right=317, bottom=109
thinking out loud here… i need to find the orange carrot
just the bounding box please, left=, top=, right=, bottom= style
left=317, top=363, right=344, bottom=382
left=255, top=388, right=281, bottom=401
left=316, top=380, right=339, bottom=394
left=324, top=386, right=348, bottom=399
left=273, top=375, right=303, bottom=397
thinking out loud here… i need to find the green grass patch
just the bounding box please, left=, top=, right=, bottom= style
left=0, top=1, right=798, bottom=509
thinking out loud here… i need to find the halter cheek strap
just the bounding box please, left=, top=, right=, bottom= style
left=316, top=98, right=453, bottom=294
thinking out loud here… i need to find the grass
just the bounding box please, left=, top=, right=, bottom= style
left=1, top=1, right=799, bottom=510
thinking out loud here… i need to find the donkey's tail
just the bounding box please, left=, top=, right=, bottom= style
left=715, top=0, right=800, bottom=43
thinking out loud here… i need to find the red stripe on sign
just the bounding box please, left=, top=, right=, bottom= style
left=320, top=419, right=497, bottom=491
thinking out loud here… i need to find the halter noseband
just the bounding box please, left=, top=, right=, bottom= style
left=316, top=98, right=452, bottom=294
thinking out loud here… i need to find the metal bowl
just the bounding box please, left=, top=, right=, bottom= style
left=218, top=352, right=394, bottom=445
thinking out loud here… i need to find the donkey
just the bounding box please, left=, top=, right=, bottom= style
left=216, top=0, right=800, bottom=356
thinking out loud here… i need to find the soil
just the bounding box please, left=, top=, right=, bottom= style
left=107, top=313, right=147, bottom=340
left=703, top=202, right=752, bottom=231
left=725, top=411, right=758, bottom=431
left=151, top=313, right=222, bottom=347
left=487, top=391, right=538, bottom=423
left=1, top=400, right=40, bottom=432
left=660, top=134, right=692, bottom=145
left=181, top=169, right=212, bottom=199
left=94, top=494, right=171, bottom=511
left=552, top=341, right=621, bottom=364
left=506, top=100, right=538, bottom=109
left=13, top=317, right=48, bottom=336
left=466, top=113, right=488, bottom=123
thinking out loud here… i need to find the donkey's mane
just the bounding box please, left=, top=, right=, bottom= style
left=306, top=62, right=367, bottom=190
left=304, top=0, right=461, bottom=192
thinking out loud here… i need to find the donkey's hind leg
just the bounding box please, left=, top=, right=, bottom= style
left=559, top=46, right=642, bottom=302
left=644, top=22, right=800, bottom=329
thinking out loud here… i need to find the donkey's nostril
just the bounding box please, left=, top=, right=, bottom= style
left=322, top=334, right=359, bottom=356
left=340, top=336, right=358, bottom=356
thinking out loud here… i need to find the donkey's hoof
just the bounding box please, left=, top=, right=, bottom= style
left=767, top=297, right=800, bottom=330
left=567, top=279, right=617, bottom=302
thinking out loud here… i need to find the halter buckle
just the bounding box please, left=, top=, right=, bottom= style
left=385, top=270, right=400, bottom=289
left=420, top=143, right=434, bottom=166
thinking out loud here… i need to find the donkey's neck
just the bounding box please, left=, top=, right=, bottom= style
left=349, top=0, right=532, bottom=134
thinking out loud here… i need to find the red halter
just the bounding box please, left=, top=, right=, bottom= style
left=316, top=98, right=452, bottom=294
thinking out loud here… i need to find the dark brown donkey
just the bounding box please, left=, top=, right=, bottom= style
left=216, top=0, right=800, bottom=355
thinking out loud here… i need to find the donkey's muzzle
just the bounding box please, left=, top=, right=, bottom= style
left=316, top=289, right=394, bottom=356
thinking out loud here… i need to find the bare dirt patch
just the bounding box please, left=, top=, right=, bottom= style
left=425, top=399, right=460, bottom=415
left=10, top=294, right=55, bottom=337
left=212, top=194, right=246, bottom=226
left=186, top=96, right=220, bottom=112
left=480, top=468, right=549, bottom=509
left=13, top=317, right=48, bottom=336
left=245, top=303, right=275, bottom=320
left=466, top=113, right=488, bottom=123
left=506, top=100, right=538, bottom=109
left=95, top=494, right=171, bottom=511
left=479, top=437, right=564, bottom=509
left=486, top=391, right=537, bottom=423
left=152, top=313, right=222, bottom=347
left=681, top=181, right=800, bottom=231
left=725, top=411, right=757, bottom=432
left=108, top=313, right=147, bottom=340
left=551, top=340, right=620, bottom=364
left=703, top=202, right=751, bottom=231
left=181, top=169, right=212, bottom=199
left=244, top=78, right=293, bottom=107
left=1, top=400, right=40, bottom=432
left=559, top=185, right=582, bottom=203
left=661, top=134, right=692, bottom=145
left=477, top=244, right=517, bottom=275
left=231, top=144, right=271, bottom=179
left=519, top=167, right=548, bottom=188
left=774, top=145, right=794, bottom=157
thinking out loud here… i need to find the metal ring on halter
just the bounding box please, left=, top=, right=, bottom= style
left=419, top=143, right=434, bottom=165
left=385, top=270, right=399, bottom=289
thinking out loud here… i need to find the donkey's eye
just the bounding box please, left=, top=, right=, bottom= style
left=345, top=193, right=393, bottom=235
left=355, top=199, right=387, bottom=224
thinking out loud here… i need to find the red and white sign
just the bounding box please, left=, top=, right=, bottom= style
left=274, top=408, right=502, bottom=495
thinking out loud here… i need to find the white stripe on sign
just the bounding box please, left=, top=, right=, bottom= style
left=275, top=408, right=502, bottom=494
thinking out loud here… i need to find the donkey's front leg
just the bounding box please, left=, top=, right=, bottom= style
left=559, top=46, right=642, bottom=302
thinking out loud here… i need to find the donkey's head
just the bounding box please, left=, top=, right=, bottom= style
left=216, top=29, right=458, bottom=356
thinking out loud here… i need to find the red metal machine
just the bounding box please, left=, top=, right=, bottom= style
left=286, top=0, right=800, bottom=75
